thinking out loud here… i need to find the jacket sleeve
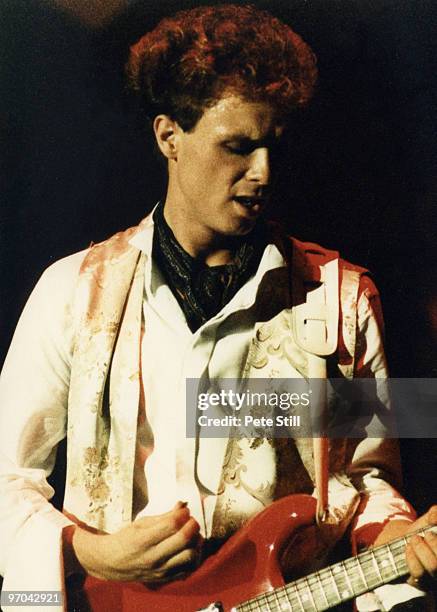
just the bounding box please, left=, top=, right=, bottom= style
left=344, top=275, right=426, bottom=611
left=0, top=251, right=87, bottom=611
left=346, top=275, right=416, bottom=545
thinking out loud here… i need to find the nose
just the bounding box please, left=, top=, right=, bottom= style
left=246, top=147, right=270, bottom=186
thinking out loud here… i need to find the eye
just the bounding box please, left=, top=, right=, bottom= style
left=223, top=141, right=254, bottom=155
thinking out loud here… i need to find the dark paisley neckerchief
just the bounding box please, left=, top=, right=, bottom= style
left=152, top=201, right=268, bottom=332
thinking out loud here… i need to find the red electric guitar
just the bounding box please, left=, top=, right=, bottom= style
left=70, top=494, right=434, bottom=611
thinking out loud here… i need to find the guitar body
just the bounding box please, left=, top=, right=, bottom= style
left=71, top=494, right=318, bottom=612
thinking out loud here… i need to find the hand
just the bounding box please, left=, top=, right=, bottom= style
left=70, top=501, right=201, bottom=584
left=405, top=505, right=437, bottom=588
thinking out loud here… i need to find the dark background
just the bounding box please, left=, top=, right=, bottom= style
left=1, top=0, right=436, bottom=513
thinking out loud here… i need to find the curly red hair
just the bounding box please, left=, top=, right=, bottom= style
left=127, top=4, right=317, bottom=130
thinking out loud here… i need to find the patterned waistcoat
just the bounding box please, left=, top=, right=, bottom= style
left=63, top=216, right=368, bottom=550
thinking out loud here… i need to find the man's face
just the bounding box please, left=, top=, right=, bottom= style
left=165, top=94, right=285, bottom=244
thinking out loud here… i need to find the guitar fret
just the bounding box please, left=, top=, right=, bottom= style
left=342, top=558, right=363, bottom=596
left=387, top=546, right=399, bottom=574
left=326, top=564, right=344, bottom=602
left=255, top=594, right=265, bottom=611
left=399, top=537, right=410, bottom=572
left=276, top=589, right=293, bottom=612
left=341, top=561, right=354, bottom=599
left=305, top=576, right=318, bottom=610
left=314, top=570, right=348, bottom=609
left=357, top=556, right=380, bottom=590
left=315, top=572, right=329, bottom=608
left=327, top=566, right=341, bottom=604
left=295, top=579, right=318, bottom=611
left=373, top=546, right=400, bottom=584
left=269, top=587, right=286, bottom=611
left=354, top=557, right=369, bottom=591
left=370, top=549, right=383, bottom=583
left=261, top=592, right=273, bottom=611
left=293, top=585, right=305, bottom=612
left=280, top=583, right=312, bottom=612
left=395, top=547, right=408, bottom=573
left=239, top=527, right=437, bottom=612
left=244, top=592, right=275, bottom=612
left=314, top=568, right=341, bottom=608
left=285, top=590, right=298, bottom=612
left=308, top=571, right=339, bottom=610
left=364, top=554, right=390, bottom=589
left=283, top=583, right=305, bottom=612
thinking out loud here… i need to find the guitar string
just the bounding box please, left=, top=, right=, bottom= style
left=237, top=526, right=430, bottom=612
left=273, top=542, right=409, bottom=611
left=245, top=555, right=400, bottom=612
left=244, top=541, right=409, bottom=611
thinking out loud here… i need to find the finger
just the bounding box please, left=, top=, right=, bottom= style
left=406, top=540, right=426, bottom=581
left=408, top=506, right=437, bottom=533
left=412, top=534, right=437, bottom=576
left=134, top=502, right=189, bottom=528
left=141, top=547, right=200, bottom=585
left=159, top=546, right=200, bottom=576
left=427, top=506, right=437, bottom=525
left=423, top=532, right=437, bottom=577
left=407, top=535, right=437, bottom=579
left=137, top=507, right=193, bottom=547
left=151, top=516, right=200, bottom=564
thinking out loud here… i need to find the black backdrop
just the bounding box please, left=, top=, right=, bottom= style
left=1, top=0, right=436, bottom=513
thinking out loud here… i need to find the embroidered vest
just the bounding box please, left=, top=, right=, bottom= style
left=63, top=217, right=369, bottom=535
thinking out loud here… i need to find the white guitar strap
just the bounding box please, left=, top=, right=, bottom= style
left=292, top=255, right=339, bottom=524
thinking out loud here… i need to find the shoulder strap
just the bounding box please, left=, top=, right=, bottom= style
left=286, top=238, right=370, bottom=522
left=290, top=238, right=340, bottom=357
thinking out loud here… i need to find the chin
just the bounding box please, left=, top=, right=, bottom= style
left=220, top=224, right=256, bottom=239
left=228, top=216, right=259, bottom=235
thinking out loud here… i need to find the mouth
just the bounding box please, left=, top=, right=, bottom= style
left=233, top=195, right=267, bottom=212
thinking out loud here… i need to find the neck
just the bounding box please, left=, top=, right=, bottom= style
left=240, top=524, right=437, bottom=612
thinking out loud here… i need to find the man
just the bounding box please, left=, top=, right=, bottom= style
left=0, top=5, right=436, bottom=611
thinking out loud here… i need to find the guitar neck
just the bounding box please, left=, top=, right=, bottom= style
left=238, top=525, right=436, bottom=611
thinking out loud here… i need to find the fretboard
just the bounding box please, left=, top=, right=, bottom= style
left=236, top=525, right=437, bottom=611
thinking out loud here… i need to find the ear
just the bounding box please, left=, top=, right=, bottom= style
left=153, top=115, right=181, bottom=160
